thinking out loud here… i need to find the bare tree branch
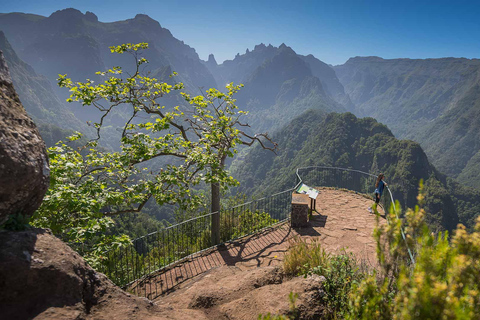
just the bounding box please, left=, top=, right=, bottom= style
left=240, top=131, right=278, bottom=154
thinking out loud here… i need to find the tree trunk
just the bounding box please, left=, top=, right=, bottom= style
left=211, top=155, right=226, bottom=245
left=211, top=181, right=220, bottom=245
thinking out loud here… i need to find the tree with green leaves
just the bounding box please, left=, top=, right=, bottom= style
left=32, top=43, right=275, bottom=265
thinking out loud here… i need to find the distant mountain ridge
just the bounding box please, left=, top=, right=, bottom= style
left=0, top=30, right=90, bottom=145
left=205, top=43, right=352, bottom=131
left=0, top=8, right=353, bottom=136
left=0, top=8, right=217, bottom=124
left=0, top=31, right=83, bottom=130
left=334, top=56, right=480, bottom=188
left=1, top=7, right=480, bottom=192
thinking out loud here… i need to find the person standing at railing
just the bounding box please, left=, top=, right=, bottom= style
left=374, top=173, right=387, bottom=204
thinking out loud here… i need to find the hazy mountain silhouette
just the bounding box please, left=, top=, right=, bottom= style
left=205, top=43, right=350, bottom=131
left=0, top=9, right=217, bottom=124
left=334, top=56, right=480, bottom=187
left=0, top=31, right=89, bottom=145
left=2, top=8, right=480, bottom=190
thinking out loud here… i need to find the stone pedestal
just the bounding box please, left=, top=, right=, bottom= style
left=291, top=193, right=309, bottom=228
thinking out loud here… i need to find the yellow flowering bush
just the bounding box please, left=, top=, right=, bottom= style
left=349, top=181, right=480, bottom=319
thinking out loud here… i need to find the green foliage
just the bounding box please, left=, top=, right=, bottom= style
left=1, top=213, right=31, bottom=231
left=334, top=57, right=480, bottom=189
left=32, top=42, right=269, bottom=267
left=231, top=210, right=278, bottom=239
left=308, top=252, right=363, bottom=318
left=232, top=110, right=480, bottom=232
left=99, top=209, right=280, bottom=288
left=193, top=209, right=278, bottom=250
left=283, top=237, right=329, bottom=276
left=283, top=238, right=365, bottom=318
left=348, top=183, right=480, bottom=319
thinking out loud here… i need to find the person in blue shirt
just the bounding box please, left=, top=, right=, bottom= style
left=374, top=173, right=387, bottom=204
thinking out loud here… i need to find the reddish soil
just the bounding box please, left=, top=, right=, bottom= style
left=0, top=189, right=384, bottom=320
left=134, top=189, right=385, bottom=300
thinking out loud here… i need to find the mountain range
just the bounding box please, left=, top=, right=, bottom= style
left=1, top=8, right=480, bottom=228
left=335, top=57, right=480, bottom=188
left=204, top=43, right=352, bottom=131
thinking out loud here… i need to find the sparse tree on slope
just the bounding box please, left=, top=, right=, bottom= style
left=32, top=43, right=275, bottom=265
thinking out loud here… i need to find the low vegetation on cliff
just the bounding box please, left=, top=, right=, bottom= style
left=264, top=184, right=480, bottom=319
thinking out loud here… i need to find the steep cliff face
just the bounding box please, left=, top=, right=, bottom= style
left=207, top=44, right=345, bottom=132
left=0, top=31, right=86, bottom=134
left=0, top=50, right=49, bottom=224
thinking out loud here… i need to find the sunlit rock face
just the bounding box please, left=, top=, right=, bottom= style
left=0, top=50, right=49, bottom=224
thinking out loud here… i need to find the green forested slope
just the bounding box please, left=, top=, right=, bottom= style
left=231, top=111, right=480, bottom=231
left=419, top=83, right=480, bottom=187
left=334, top=56, right=480, bottom=188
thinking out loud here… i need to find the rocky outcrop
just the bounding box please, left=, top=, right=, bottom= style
left=0, top=50, right=49, bottom=224
left=0, top=228, right=206, bottom=320
left=156, top=266, right=326, bottom=319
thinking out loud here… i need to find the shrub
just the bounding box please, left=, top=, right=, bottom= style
left=283, top=238, right=366, bottom=318
left=232, top=209, right=278, bottom=239
left=283, top=237, right=329, bottom=276
left=348, top=182, right=480, bottom=319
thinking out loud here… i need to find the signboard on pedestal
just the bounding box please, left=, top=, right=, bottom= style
left=296, top=183, right=319, bottom=199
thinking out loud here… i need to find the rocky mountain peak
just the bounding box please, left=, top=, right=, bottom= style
left=133, top=13, right=161, bottom=28
left=207, top=53, right=217, bottom=66
left=134, top=13, right=152, bottom=20
left=277, top=43, right=296, bottom=55
left=254, top=43, right=267, bottom=51
left=45, top=8, right=91, bottom=34
left=85, top=11, right=98, bottom=22
left=48, top=8, right=84, bottom=19
left=344, top=56, right=384, bottom=64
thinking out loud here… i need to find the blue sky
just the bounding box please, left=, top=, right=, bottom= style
left=2, top=0, right=479, bottom=65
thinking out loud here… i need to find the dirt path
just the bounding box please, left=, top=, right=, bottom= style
left=133, top=189, right=386, bottom=300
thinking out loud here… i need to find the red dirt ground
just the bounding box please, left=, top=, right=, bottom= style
left=133, top=188, right=386, bottom=300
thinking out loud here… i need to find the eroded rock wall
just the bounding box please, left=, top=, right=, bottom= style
left=0, top=50, right=49, bottom=224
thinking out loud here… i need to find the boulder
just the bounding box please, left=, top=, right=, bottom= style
left=0, top=50, right=49, bottom=225
left=0, top=228, right=206, bottom=320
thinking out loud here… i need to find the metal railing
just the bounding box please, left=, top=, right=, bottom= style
left=99, top=166, right=414, bottom=294
left=295, top=166, right=414, bottom=264
left=294, top=166, right=391, bottom=210
left=99, top=187, right=294, bottom=289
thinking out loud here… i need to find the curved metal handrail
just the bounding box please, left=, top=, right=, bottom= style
left=105, top=166, right=415, bottom=295
left=295, top=166, right=415, bottom=264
